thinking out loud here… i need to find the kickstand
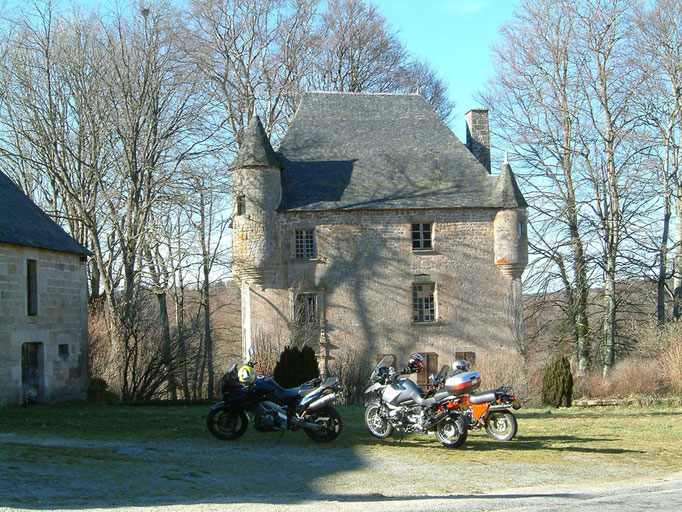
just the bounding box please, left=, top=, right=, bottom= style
left=276, top=430, right=285, bottom=445
left=398, top=430, right=407, bottom=443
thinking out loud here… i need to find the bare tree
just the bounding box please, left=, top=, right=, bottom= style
left=635, top=0, right=682, bottom=322
left=482, top=0, right=593, bottom=371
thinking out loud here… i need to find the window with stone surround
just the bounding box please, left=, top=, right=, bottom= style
left=27, top=259, right=37, bottom=316
left=412, top=283, right=435, bottom=322
left=412, top=222, right=433, bottom=250
left=294, top=293, right=317, bottom=325
left=295, top=229, right=316, bottom=259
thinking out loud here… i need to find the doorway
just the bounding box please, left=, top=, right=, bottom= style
left=21, top=342, right=43, bottom=404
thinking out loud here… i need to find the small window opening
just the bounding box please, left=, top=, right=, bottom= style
left=236, top=195, right=246, bottom=216
left=412, top=223, right=433, bottom=250
left=58, top=344, right=69, bottom=359
left=412, top=283, right=436, bottom=322
left=27, top=259, right=37, bottom=316
left=295, top=229, right=316, bottom=259
left=518, top=222, right=525, bottom=237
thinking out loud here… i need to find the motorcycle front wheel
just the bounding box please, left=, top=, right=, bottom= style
left=207, top=406, right=249, bottom=440
left=303, top=406, right=343, bottom=442
left=365, top=403, right=393, bottom=439
left=436, top=414, right=468, bottom=448
left=485, top=410, right=517, bottom=441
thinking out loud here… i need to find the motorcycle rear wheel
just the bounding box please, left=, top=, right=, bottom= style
left=365, top=403, right=393, bottom=439
left=303, top=406, right=342, bottom=442
left=485, top=410, right=517, bottom=441
left=436, top=414, right=468, bottom=448
left=207, top=407, right=249, bottom=440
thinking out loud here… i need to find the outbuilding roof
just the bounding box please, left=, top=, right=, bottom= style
left=272, top=91, right=525, bottom=211
left=0, top=170, right=91, bottom=256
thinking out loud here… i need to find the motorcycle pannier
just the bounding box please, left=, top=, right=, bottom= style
left=444, top=371, right=482, bottom=395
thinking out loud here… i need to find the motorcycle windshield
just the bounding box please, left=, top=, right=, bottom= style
left=375, top=355, right=396, bottom=371
left=435, top=365, right=450, bottom=381
left=226, top=359, right=241, bottom=374
left=370, top=354, right=396, bottom=382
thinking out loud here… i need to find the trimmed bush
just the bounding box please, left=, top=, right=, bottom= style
left=273, top=345, right=320, bottom=388
left=542, top=356, right=573, bottom=407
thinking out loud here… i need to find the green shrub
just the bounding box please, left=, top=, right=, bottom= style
left=273, top=345, right=320, bottom=388
left=87, top=377, right=108, bottom=402
left=542, top=356, right=573, bottom=407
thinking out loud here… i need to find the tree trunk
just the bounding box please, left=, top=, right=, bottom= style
left=156, top=291, right=176, bottom=400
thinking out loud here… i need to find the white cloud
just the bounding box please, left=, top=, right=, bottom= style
left=444, top=0, right=490, bottom=14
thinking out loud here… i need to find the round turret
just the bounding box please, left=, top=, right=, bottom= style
left=494, top=209, right=528, bottom=278
left=231, top=115, right=282, bottom=285
left=492, top=160, right=528, bottom=278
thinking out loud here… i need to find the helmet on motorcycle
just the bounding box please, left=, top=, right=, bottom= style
left=238, top=365, right=256, bottom=386
left=408, top=353, right=425, bottom=373
left=452, top=359, right=469, bottom=371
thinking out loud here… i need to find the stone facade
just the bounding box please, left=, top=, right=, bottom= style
left=232, top=92, right=528, bottom=373
left=0, top=243, right=88, bottom=405
left=241, top=207, right=526, bottom=372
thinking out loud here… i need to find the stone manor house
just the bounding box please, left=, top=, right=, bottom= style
left=0, top=170, right=90, bottom=405
left=233, top=92, right=528, bottom=382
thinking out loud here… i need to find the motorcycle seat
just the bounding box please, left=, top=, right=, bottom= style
left=469, top=390, right=497, bottom=404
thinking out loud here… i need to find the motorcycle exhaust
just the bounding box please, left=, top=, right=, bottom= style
left=306, top=392, right=337, bottom=411
left=488, top=404, right=513, bottom=411
left=423, top=408, right=451, bottom=430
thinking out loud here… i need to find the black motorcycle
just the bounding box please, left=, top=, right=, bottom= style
left=363, top=355, right=469, bottom=448
left=207, top=349, right=343, bottom=442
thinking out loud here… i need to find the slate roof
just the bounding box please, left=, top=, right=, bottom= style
left=494, top=163, right=528, bottom=209
left=233, top=115, right=282, bottom=169
left=0, top=170, right=90, bottom=256
left=273, top=91, right=526, bottom=211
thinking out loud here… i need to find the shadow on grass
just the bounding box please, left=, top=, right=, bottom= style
left=0, top=403, right=663, bottom=509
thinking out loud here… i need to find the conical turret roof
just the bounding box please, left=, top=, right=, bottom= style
left=233, top=115, right=282, bottom=169
left=492, top=162, right=527, bottom=208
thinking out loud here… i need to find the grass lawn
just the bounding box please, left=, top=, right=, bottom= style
left=1, top=402, right=682, bottom=507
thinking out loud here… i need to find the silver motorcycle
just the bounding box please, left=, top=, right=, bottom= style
left=363, top=354, right=469, bottom=448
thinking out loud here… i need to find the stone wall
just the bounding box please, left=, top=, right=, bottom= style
left=242, top=208, right=521, bottom=371
left=0, top=243, right=88, bottom=405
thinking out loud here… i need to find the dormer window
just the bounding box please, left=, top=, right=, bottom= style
left=236, top=195, right=246, bottom=216
left=412, top=223, right=432, bottom=251
left=295, top=229, right=315, bottom=259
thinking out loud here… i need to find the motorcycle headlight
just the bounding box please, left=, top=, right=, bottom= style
left=512, top=399, right=521, bottom=410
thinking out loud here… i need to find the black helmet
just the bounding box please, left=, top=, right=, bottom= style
left=408, top=353, right=425, bottom=372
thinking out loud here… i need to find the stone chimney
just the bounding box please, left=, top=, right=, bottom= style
left=465, top=108, right=491, bottom=173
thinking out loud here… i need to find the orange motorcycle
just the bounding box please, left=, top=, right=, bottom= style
left=429, top=361, right=520, bottom=441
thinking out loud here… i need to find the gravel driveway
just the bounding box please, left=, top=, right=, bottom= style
left=2, top=432, right=681, bottom=511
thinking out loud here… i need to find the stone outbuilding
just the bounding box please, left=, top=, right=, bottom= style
left=232, top=92, right=527, bottom=380
left=0, top=170, right=90, bottom=405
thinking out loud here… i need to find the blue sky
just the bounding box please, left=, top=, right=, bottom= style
left=374, top=0, right=520, bottom=139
